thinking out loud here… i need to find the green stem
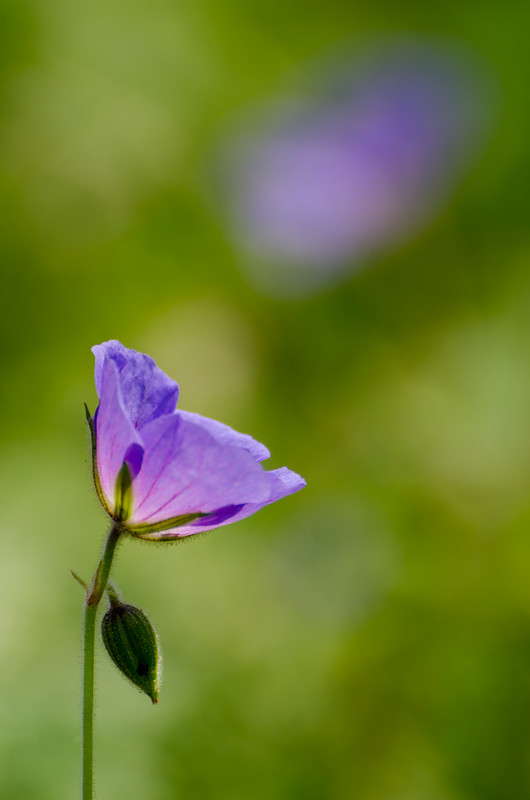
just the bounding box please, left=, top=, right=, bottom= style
left=82, top=523, right=122, bottom=800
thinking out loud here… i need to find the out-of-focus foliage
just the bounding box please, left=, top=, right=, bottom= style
left=1, top=1, right=530, bottom=798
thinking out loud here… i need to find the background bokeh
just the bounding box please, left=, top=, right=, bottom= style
left=1, top=1, right=530, bottom=798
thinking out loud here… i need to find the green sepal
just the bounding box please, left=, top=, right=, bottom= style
left=114, top=461, right=133, bottom=522
left=127, top=512, right=210, bottom=538
left=85, top=403, right=112, bottom=516
left=101, top=599, right=160, bottom=704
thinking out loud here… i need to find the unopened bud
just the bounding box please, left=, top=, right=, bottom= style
left=101, top=600, right=160, bottom=704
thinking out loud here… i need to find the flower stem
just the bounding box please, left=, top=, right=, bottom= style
left=82, top=523, right=122, bottom=800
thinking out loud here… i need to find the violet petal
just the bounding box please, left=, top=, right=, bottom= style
left=131, top=412, right=273, bottom=525
left=176, top=410, right=271, bottom=462
left=140, top=466, right=306, bottom=538
left=92, top=340, right=179, bottom=429
left=94, top=360, right=144, bottom=507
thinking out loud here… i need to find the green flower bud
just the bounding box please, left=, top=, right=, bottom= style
left=101, top=600, right=160, bottom=704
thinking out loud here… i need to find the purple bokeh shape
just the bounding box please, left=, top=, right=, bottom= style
left=215, top=39, right=491, bottom=295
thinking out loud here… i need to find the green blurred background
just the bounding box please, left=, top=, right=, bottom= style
left=1, top=1, right=530, bottom=798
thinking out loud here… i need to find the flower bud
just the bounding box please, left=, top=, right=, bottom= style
left=101, top=600, right=160, bottom=704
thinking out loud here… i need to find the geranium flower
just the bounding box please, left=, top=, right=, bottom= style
left=215, top=38, right=490, bottom=295
left=87, top=340, right=305, bottom=539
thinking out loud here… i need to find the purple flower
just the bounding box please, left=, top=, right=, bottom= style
left=216, top=39, right=490, bottom=295
left=88, top=340, right=305, bottom=539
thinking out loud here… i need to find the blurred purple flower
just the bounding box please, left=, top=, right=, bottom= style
left=216, top=39, right=491, bottom=295
left=89, top=340, right=305, bottom=539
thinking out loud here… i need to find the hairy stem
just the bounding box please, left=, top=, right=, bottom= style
left=82, top=523, right=121, bottom=800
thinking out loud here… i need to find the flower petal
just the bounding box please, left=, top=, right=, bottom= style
left=176, top=410, right=271, bottom=462
left=130, top=412, right=273, bottom=525
left=94, top=360, right=144, bottom=508
left=92, top=340, right=179, bottom=429
left=138, top=466, right=306, bottom=538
